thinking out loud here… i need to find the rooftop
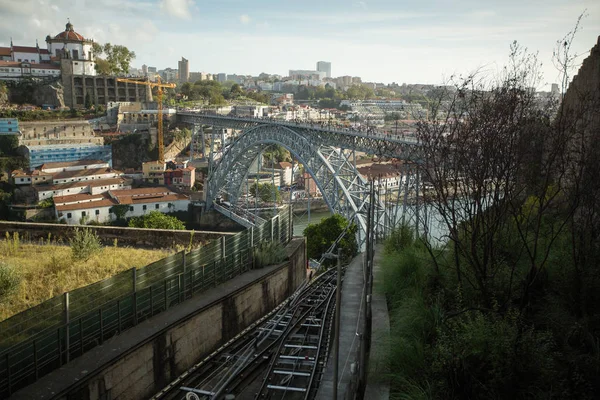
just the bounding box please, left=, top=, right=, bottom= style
left=39, top=160, right=107, bottom=170
left=53, top=167, right=122, bottom=180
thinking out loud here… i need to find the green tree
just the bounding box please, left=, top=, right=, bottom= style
left=230, top=83, right=244, bottom=98
left=303, top=214, right=358, bottom=265
left=109, top=204, right=130, bottom=220
left=93, top=42, right=136, bottom=75
left=250, top=183, right=281, bottom=203
left=128, top=211, right=186, bottom=230
left=84, top=93, right=93, bottom=109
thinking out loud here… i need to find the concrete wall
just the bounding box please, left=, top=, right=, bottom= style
left=62, top=238, right=305, bottom=400
left=0, top=221, right=231, bottom=249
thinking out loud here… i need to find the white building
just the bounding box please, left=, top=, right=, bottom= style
left=52, top=167, right=122, bottom=185
left=36, top=177, right=130, bottom=201
left=55, top=187, right=190, bottom=225
left=46, top=21, right=96, bottom=76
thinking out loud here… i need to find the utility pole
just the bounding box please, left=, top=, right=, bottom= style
left=333, top=247, right=342, bottom=400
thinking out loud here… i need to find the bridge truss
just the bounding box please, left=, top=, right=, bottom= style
left=178, top=113, right=422, bottom=246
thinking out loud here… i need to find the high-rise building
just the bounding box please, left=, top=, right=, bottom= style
left=178, top=57, right=189, bottom=82
left=141, top=64, right=148, bottom=76
left=217, top=73, right=227, bottom=82
left=317, top=61, right=331, bottom=78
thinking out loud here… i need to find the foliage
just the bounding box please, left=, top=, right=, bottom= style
left=0, top=135, right=19, bottom=156
left=0, top=262, right=21, bottom=303
left=345, top=84, right=375, bottom=100
left=128, top=211, right=186, bottom=230
left=250, top=182, right=281, bottom=203
left=303, top=214, right=358, bottom=266
left=109, top=204, right=130, bottom=220
left=0, top=109, right=84, bottom=121
left=253, top=241, right=287, bottom=268
left=378, top=26, right=600, bottom=399
left=92, top=42, right=136, bottom=75
left=262, top=145, right=291, bottom=164
left=0, top=241, right=170, bottom=320
left=37, top=197, right=54, bottom=209
left=69, top=228, right=103, bottom=261
left=3, top=232, right=20, bottom=256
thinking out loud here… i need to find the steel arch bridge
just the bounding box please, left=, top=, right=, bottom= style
left=177, top=112, right=422, bottom=244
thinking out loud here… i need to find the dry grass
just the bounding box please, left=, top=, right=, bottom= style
left=0, top=237, right=172, bottom=321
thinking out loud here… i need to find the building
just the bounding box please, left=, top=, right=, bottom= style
left=11, top=169, right=53, bottom=186
left=23, top=143, right=112, bottom=169
left=38, top=159, right=110, bottom=174
left=35, top=177, right=129, bottom=201
left=54, top=187, right=189, bottom=225
left=159, top=68, right=178, bottom=82
left=217, top=73, right=227, bottom=82
left=178, top=57, right=189, bottom=82
left=273, top=162, right=294, bottom=186
left=0, top=61, right=61, bottom=81
left=316, top=61, right=331, bottom=78
left=0, top=118, right=19, bottom=135
left=288, top=70, right=326, bottom=81
left=51, top=166, right=121, bottom=184
left=142, top=160, right=166, bottom=184
left=141, top=64, right=148, bottom=76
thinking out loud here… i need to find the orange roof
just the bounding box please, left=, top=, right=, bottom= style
left=56, top=198, right=116, bottom=212
left=53, top=168, right=121, bottom=180
left=54, top=193, right=106, bottom=204
left=39, top=160, right=106, bottom=170
left=0, top=47, right=10, bottom=56
left=109, top=187, right=173, bottom=197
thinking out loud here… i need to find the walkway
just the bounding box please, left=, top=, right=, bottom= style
left=315, top=253, right=366, bottom=400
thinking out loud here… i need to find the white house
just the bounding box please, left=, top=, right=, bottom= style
left=39, top=160, right=109, bottom=174
left=55, top=187, right=189, bottom=225
left=273, top=162, right=294, bottom=186
left=52, top=167, right=122, bottom=185
left=36, top=177, right=130, bottom=201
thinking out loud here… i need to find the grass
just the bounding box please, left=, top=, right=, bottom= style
left=0, top=239, right=172, bottom=321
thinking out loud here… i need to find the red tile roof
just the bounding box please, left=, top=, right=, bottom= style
left=54, top=31, right=85, bottom=41
left=39, top=160, right=106, bottom=170
left=56, top=198, right=116, bottom=212
left=10, top=46, right=49, bottom=54
left=0, top=47, right=10, bottom=56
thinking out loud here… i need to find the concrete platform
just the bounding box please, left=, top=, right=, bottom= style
left=364, top=245, right=390, bottom=400
left=11, top=239, right=305, bottom=400
left=316, top=253, right=366, bottom=400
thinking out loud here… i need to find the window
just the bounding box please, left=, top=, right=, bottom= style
left=95, top=210, right=100, bottom=215
left=155, top=204, right=159, bottom=209
left=67, top=213, right=72, bottom=218
left=82, top=211, right=86, bottom=217
left=129, top=206, right=134, bottom=211
left=143, top=205, right=147, bottom=211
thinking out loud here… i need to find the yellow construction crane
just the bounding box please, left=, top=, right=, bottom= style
left=116, top=76, right=176, bottom=162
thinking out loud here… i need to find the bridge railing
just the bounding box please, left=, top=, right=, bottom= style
left=177, top=112, right=420, bottom=145
left=0, top=206, right=293, bottom=398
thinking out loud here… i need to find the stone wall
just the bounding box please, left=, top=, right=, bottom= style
left=0, top=221, right=231, bottom=249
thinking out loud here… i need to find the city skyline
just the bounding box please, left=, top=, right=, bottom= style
left=0, top=0, right=598, bottom=88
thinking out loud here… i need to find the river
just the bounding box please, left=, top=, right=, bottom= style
left=292, top=204, right=449, bottom=246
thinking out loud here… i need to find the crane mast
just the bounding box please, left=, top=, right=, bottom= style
left=115, top=76, right=176, bottom=163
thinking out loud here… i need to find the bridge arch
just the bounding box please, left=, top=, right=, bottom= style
left=206, top=124, right=370, bottom=239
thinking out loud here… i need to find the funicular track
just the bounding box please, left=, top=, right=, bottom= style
left=153, top=269, right=338, bottom=400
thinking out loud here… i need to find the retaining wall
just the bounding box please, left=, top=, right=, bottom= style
left=0, top=221, right=231, bottom=249
left=12, top=238, right=306, bottom=400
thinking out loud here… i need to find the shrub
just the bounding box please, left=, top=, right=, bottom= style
left=0, top=262, right=21, bottom=302
left=69, top=227, right=102, bottom=261
left=253, top=241, right=287, bottom=268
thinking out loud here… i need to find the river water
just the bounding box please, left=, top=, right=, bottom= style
left=292, top=204, right=449, bottom=246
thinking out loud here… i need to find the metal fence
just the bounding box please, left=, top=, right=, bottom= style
left=0, top=206, right=292, bottom=397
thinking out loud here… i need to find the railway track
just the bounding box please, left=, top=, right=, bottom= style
left=152, top=269, right=338, bottom=400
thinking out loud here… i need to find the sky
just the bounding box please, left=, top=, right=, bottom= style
left=0, top=0, right=598, bottom=88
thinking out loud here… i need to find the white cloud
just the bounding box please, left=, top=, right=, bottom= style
left=51, top=5, right=59, bottom=12
left=160, top=0, right=194, bottom=20
left=239, top=14, right=251, bottom=24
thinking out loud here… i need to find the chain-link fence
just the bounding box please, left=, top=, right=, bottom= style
left=0, top=206, right=293, bottom=397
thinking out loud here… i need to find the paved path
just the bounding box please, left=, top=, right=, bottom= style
left=316, top=253, right=366, bottom=400
left=364, top=244, right=390, bottom=400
